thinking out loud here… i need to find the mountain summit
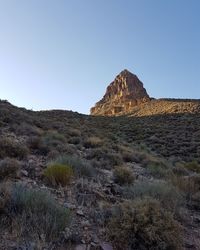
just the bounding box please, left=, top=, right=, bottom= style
left=90, top=69, right=150, bottom=115
left=91, top=69, right=200, bottom=116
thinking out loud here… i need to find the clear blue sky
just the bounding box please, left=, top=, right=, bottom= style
left=0, top=0, right=199, bottom=114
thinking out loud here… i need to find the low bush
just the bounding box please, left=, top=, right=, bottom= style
left=184, top=161, right=200, bottom=173
left=122, top=180, right=183, bottom=213
left=0, top=137, right=29, bottom=159
left=68, top=128, right=81, bottom=137
left=104, top=152, right=123, bottom=168
left=10, top=184, right=71, bottom=241
left=121, top=151, right=135, bottom=162
left=0, top=158, right=20, bottom=180
left=172, top=162, right=189, bottom=176
left=113, top=166, right=135, bottom=185
left=147, top=161, right=171, bottom=179
left=43, top=131, right=66, bottom=144
left=106, top=198, right=182, bottom=250
left=15, top=122, right=42, bottom=136
left=83, top=136, right=103, bottom=148
left=29, top=131, right=67, bottom=155
left=171, top=174, right=200, bottom=201
left=0, top=182, right=11, bottom=212
left=55, top=155, right=96, bottom=178
left=68, top=137, right=81, bottom=145
left=44, top=163, right=73, bottom=186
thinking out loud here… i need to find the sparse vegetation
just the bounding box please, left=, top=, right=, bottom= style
left=9, top=184, right=71, bottom=241
left=0, top=100, right=200, bottom=248
left=106, top=198, right=182, bottom=250
left=0, top=137, right=28, bottom=159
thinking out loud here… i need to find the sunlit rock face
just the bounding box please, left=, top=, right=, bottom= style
left=90, top=69, right=150, bottom=116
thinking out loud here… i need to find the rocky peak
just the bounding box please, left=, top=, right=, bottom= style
left=90, top=69, right=150, bottom=116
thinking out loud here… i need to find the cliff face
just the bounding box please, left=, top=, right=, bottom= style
left=90, top=69, right=150, bottom=116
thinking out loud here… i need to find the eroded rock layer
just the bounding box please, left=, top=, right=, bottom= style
left=90, top=69, right=150, bottom=115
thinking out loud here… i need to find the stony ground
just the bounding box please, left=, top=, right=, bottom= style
left=0, top=100, right=200, bottom=250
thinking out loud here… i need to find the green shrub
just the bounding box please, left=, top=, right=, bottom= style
left=54, top=155, right=96, bottom=178
left=184, top=161, right=200, bottom=173
left=171, top=174, right=200, bottom=201
left=10, top=184, right=71, bottom=241
left=122, top=180, right=183, bottom=213
left=44, top=163, right=73, bottom=186
left=0, top=158, right=20, bottom=180
left=104, top=152, right=123, bottom=168
left=113, top=166, right=135, bottom=185
left=106, top=198, right=182, bottom=250
left=147, top=161, right=171, bottom=179
left=30, top=131, right=66, bottom=155
left=43, top=131, right=66, bottom=143
left=0, top=137, right=29, bottom=159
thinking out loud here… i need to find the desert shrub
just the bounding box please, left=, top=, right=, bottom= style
left=113, top=166, right=135, bottom=185
left=47, top=150, right=60, bottom=161
left=44, top=163, right=73, bottom=186
left=104, top=152, right=123, bottom=168
left=68, top=128, right=81, bottom=137
left=192, top=191, right=200, bottom=210
left=42, top=131, right=66, bottom=148
left=0, top=137, right=29, bottom=159
left=171, top=174, right=200, bottom=201
left=0, top=158, right=20, bottom=180
left=27, top=135, right=42, bottom=150
left=68, top=137, right=81, bottom=145
left=0, top=182, right=11, bottom=213
left=184, top=161, right=200, bottom=173
left=14, top=122, right=42, bottom=136
left=10, top=184, right=71, bottom=241
left=122, top=180, right=183, bottom=213
left=106, top=198, right=182, bottom=250
left=28, top=131, right=66, bottom=155
left=55, top=155, right=96, bottom=178
left=172, top=162, right=189, bottom=176
left=147, top=161, right=171, bottom=179
left=121, top=151, right=135, bottom=162
left=86, top=148, right=104, bottom=160
left=83, top=136, right=103, bottom=148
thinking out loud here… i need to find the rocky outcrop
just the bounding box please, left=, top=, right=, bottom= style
left=91, top=70, right=200, bottom=116
left=90, top=69, right=150, bottom=116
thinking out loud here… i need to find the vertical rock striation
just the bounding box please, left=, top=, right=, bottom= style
left=90, top=69, right=150, bottom=115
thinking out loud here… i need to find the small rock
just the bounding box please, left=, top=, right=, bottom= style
left=184, top=242, right=195, bottom=249
left=77, top=209, right=84, bottom=216
left=64, top=202, right=76, bottom=210
left=91, top=234, right=100, bottom=244
left=194, top=216, right=200, bottom=224
left=100, top=242, right=113, bottom=250
left=21, top=169, right=28, bottom=177
left=75, top=245, right=87, bottom=250
left=81, top=220, right=91, bottom=227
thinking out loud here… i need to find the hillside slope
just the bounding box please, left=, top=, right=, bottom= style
left=0, top=100, right=200, bottom=249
